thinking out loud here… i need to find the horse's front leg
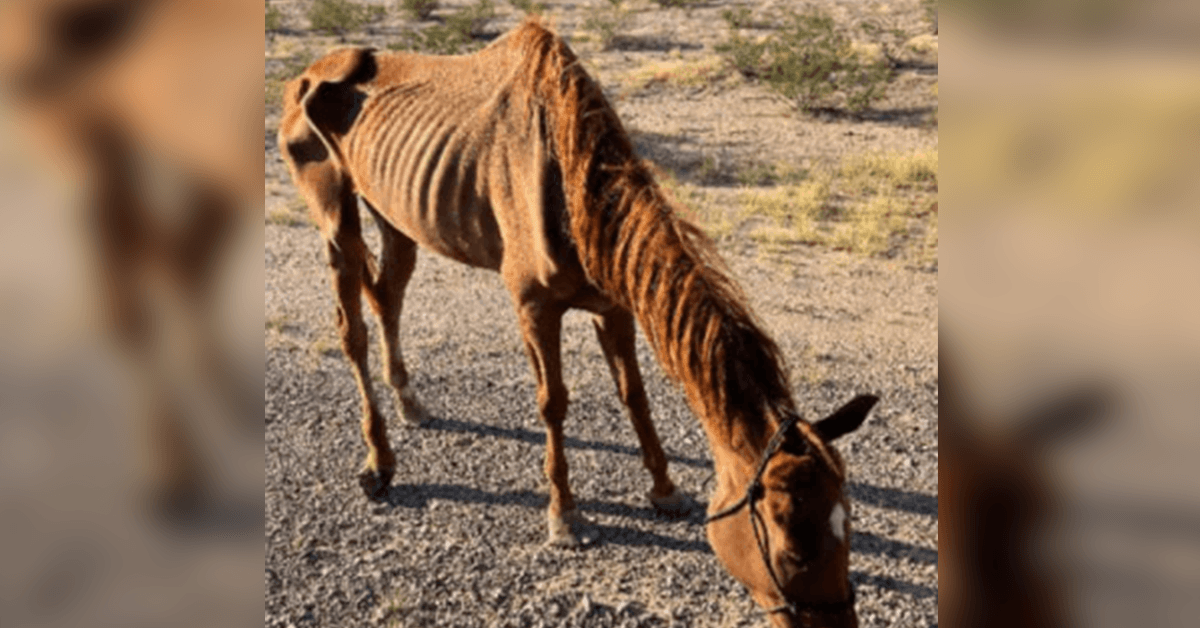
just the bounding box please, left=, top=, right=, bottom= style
left=592, top=307, right=688, bottom=514
left=511, top=294, right=587, bottom=546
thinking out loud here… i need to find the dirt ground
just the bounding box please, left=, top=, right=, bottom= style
left=264, top=1, right=937, bottom=626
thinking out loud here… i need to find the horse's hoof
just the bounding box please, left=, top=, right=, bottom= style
left=546, top=510, right=593, bottom=548
left=357, top=467, right=394, bottom=501
left=395, top=387, right=429, bottom=427
left=649, top=490, right=693, bottom=516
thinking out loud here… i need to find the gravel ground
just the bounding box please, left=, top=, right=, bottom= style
left=265, top=1, right=938, bottom=626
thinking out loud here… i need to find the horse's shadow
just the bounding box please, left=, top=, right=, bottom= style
left=417, top=415, right=714, bottom=469
left=384, top=415, right=939, bottom=599
left=378, top=481, right=711, bottom=554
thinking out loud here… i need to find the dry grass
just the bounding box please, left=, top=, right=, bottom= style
left=829, top=195, right=907, bottom=256
left=619, top=55, right=734, bottom=93
left=717, top=150, right=937, bottom=262
left=652, top=161, right=735, bottom=240
left=267, top=201, right=309, bottom=227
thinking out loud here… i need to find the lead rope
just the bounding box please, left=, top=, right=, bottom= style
left=706, top=412, right=801, bottom=615
left=705, top=411, right=856, bottom=619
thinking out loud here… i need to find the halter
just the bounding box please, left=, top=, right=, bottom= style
left=705, top=411, right=857, bottom=620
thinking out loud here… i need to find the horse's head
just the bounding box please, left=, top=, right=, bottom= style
left=707, top=395, right=877, bottom=628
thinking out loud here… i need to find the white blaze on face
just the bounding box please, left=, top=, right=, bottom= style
left=829, top=502, right=847, bottom=543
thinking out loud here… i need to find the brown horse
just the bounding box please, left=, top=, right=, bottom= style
left=0, top=0, right=262, bottom=515
left=279, top=17, right=876, bottom=626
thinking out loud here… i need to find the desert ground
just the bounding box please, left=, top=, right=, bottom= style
left=265, top=1, right=938, bottom=626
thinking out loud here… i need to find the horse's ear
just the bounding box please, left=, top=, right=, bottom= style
left=813, top=395, right=878, bottom=442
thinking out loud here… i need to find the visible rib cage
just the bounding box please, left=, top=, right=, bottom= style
left=345, top=73, right=505, bottom=267
left=506, top=24, right=799, bottom=449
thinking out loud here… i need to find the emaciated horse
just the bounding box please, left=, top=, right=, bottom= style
left=279, top=17, right=877, bottom=626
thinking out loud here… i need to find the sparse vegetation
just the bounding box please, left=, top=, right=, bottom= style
left=509, top=0, right=546, bottom=15
left=721, top=7, right=753, bottom=29
left=401, top=0, right=438, bottom=20
left=266, top=2, right=284, bottom=32
left=267, top=205, right=309, bottom=227
left=620, top=56, right=732, bottom=92
left=581, top=0, right=632, bottom=51
left=717, top=8, right=892, bottom=114
left=723, top=151, right=937, bottom=259
left=308, top=0, right=387, bottom=41
left=391, top=0, right=495, bottom=54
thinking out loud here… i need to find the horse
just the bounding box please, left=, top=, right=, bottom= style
left=278, top=17, right=877, bottom=626
left=0, top=0, right=262, bottom=517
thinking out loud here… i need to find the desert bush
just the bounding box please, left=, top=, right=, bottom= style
left=509, top=0, right=546, bottom=15
left=582, top=0, right=632, bottom=50
left=717, top=9, right=891, bottom=113
left=401, top=0, right=438, bottom=20
left=266, top=2, right=284, bottom=32
left=391, top=0, right=495, bottom=54
left=721, top=7, right=753, bottom=29
left=308, top=0, right=386, bottom=39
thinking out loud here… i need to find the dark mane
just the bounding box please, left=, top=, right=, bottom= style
left=509, top=18, right=796, bottom=448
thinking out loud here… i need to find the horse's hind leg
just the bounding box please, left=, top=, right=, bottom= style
left=511, top=294, right=585, bottom=546
left=593, top=308, right=687, bottom=514
left=361, top=202, right=426, bottom=426
left=317, top=189, right=394, bottom=500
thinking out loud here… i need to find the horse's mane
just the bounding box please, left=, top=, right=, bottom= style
left=508, top=18, right=797, bottom=449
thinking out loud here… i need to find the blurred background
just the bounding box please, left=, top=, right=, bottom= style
left=941, top=0, right=1200, bottom=627
left=0, top=1, right=263, bottom=627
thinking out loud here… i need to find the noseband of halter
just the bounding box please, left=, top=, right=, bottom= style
left=705, top=412, right=857, bottom=620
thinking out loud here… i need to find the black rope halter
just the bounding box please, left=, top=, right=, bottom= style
left=705, top=412, right=857, bottom=620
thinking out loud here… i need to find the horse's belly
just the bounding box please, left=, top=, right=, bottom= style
left=373, top=193, right=504, bottom=271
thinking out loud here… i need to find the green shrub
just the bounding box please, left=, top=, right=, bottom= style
left=401, top=0, right=438, bottom=20
left=582, top=0, right=632, bottom=50
left=717, top=9, right=891, bottom=114
left=266, top=2, right=284, bottom=32
left=391, top=0, right=494, bottom=54
left=720, top=7, right=752, bottom=29
left=509, top=0, right=545, bottom=15
left=308, top=0, right=385, bottom=39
